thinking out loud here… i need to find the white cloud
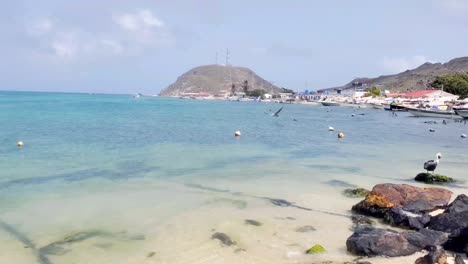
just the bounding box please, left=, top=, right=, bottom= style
left=113, top=9, right=170, bottom=45
left=381, top=55, right=430, bottom=73
left=26, top=8, right=172, bottom=62
left=28, top=18, right=54, bottom=35
left=113, top=9, right=164, bottom=31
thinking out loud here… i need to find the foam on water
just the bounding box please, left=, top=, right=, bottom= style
left=0, top=91, right=467, bottom=263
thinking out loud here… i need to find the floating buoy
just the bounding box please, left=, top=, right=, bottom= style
left=462, top=134, right=467, bottom=138
left=429, top=129, right=435, bottom=132
left=328, top=126, right=335, bottom=131
left=338, top=132, right=344, bottom=139
left=17, top=141, right=24, bottom=147
left=234, top=131, right=241, bottom=137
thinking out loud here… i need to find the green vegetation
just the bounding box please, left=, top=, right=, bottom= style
left=305, top=244, right=326, bottom=254
left=368, top=86, right=382, bottom=97
left=247, top=89, right=266, bottom=97
left=431, top=73, right=468, bottom=99
left=415, top=173, right=455, bottom=184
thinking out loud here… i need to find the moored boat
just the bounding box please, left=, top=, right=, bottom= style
left=321, top=101, right=340, bottom=106
left=455, top=109, right=468, bottom=119
left=407, top=107, right=459, bottom=118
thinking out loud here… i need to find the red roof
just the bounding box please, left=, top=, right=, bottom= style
left=401, top=90, right=438, bottom=98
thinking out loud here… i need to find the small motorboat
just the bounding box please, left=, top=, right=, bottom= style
left=407, top=107, right=460, bottom=118
left=454, top=108, right=468, bottom=119
left=321, top=101, right=340, bottom=106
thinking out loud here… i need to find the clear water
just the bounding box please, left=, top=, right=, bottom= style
left=0, top=91, right=467, bottom=264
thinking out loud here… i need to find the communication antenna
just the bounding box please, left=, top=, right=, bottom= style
left=226, top=48, right=230, bottom=66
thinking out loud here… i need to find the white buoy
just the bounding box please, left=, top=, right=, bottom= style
left=328, top=126, right=335, bottom=131
left=338, top=132, right=344, bottom=139
left=234, top=131, right=241, bottom=137
left=462, top=134, right=467, bottom=138
left=17, top=141, right=24, bottom=147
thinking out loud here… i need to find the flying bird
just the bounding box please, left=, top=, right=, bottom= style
left=424, top=153, right=441, bottom=174
left=272, top=107, right=283, bottom=117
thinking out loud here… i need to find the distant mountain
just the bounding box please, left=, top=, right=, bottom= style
left=160, top=64, right=282, bottom=96
left=319, top=57, right=468, bottom=93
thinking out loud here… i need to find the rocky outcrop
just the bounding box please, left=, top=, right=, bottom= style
left=352, top=184, right=452, bottom=217
left=320, top=56, right=468, bottom=93
left=346, top=227, right=448, bottom=257
left=428, top=194, right=468, bottom=255
left=160, top=64, right=282, bottom=96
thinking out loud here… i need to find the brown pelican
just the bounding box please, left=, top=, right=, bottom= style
left=424, top=153, right=441, bottom=174
left=272, top=107, right=283, bottom=117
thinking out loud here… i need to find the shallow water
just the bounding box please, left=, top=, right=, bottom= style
left=0, top=91, right=467, bottom=263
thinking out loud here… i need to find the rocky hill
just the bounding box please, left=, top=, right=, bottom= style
left=160, top=64, right=282, bottom=96
left=320, top=57, right=468, bottom=93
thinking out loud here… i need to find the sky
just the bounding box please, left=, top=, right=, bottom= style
left=1, top=0, right=468, bottom=94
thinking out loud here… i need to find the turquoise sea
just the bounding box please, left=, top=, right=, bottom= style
left=0, top=91, right=467, bottom=264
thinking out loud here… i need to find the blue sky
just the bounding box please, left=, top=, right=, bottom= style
left=1, top=0, right=467, bottom=94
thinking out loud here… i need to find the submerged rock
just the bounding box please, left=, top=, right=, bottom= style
left=428, top=194, right=468, bottom=254
left=324, top=179, right=358, bottom=188
left=305, top=244, right=326, bottom=254
left=40, top=230, right=114, bottom=256
left=244, top=219, right=262, bottom=226
left=295, top=225, right=316, bottom=233
left=269, top=198, right=292, bottom=207
left=211, top=232, right=236, bottom=246
left=414, top=248, right=448, bottom=264
left=351, top=215, right=374, bottom=231
left=346, top=227, right=448, bottom=257
left=352, top=184, right=452, bottom=217
left=343, top=188, right=370, bottom=198
left=415, top=173, right=455, bottom=184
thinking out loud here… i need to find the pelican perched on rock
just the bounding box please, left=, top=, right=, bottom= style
left=424, top=153, right=441, bottom=174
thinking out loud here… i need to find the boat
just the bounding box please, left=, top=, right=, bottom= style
left=369, top=103, right=384, bottom=110
left=407, top=107, right=459, bottom=118
left=321, top=101, right=340, bottom=106
left=455, top=109, right=468, bottom=119
left=389, top=103, right=407, bottom=111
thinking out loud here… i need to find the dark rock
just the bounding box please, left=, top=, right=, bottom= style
left=455, top=254, right=465, bottom=264
left=352, top=184, right=452, bottom=217
left=383, top=207, right=431, bottom=230
left=295, top=225, right=316, bottom=232
left=429, top=194, right=468, bottom=253
left=343, top=188, right=370, bottom=198
left=346, top=227, right=447, bottom=257
left=415, top=173, right=455, bottom=184
left=211, top=232, right=236, bottom=246
left=414, top=249, right=447, bottom=264
left=351, top=215, right=374, bottom=231
left=417, top=229, right=449, bottom=247
left=147, top=251, right=156, bottom=258
left=244, top=219, right=262, bottom=226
